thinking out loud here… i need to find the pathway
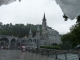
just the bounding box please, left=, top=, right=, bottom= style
left=0, top=50, right=56, bottom=60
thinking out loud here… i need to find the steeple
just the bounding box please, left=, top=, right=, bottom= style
left=36, top=24, right=40, bottom=38
left=29, top=29, right=32, bottom=37
left=42, top=13, right=47, bottom=30
left=42, top=13, right=47, bottom=39
left=37, top=25, right=40, bottom=32
left=29, top=29, right=32, bottom=34
left=42, top=13, right=46, bottom=22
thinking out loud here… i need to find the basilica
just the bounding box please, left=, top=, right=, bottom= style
left=0, top=13, right=62, bottom=49
left=19, top=13, right=62, bottom=49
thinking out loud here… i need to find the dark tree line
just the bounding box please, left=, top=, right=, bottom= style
left=0, top=22, right=52, bottom=38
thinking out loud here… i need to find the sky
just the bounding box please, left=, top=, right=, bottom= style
left=0, top=0, right=76, bottom=34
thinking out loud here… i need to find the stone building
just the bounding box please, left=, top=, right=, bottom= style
left=20, top=13, right=62, bottom=49
left=0, top=35, right=18, bottom=49
left=20, top=25, right=40, bottom=49
left=0, top=13, right=62, bottom=49
left=40, top=13, right=62, bottom=46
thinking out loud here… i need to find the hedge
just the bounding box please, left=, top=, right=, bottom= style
left=40, top=46, right=60, bottom=50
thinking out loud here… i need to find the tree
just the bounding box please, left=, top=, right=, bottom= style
left=0, top=23, right=52, bottom=38
left=61, top=22, right=80, bottom=47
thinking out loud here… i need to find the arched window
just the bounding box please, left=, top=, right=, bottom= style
left=0, top=38, right=9, bottom=46
left=10, top=39, right=16, bottom=49
left=22, top=40, right=26, bottom=42
left=28, top=39, right=32, bottom=42
left=33, top=39, right=36, bottom=43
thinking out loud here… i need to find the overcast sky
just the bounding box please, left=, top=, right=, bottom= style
left=0, top=0, right=76, bottom=34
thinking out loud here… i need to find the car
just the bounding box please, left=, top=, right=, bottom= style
left=75, top=45, right=80, bottom=50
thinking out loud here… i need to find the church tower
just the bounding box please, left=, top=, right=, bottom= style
left=28, top=29, right=32, bottom=38
left=36, top=25, right=40, bottom=38
left=42, top=13, right=47, bottom=30
left=36, top=25, right=40, bottom=48
left=42, top=13, right=47, bottom=39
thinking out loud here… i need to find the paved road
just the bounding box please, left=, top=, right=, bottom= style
left=0, top=50, right=55, bottom=60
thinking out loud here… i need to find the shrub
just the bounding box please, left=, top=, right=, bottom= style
left=40, top=46, right=60, bottom=50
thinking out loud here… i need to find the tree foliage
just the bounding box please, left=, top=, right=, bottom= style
left=0, top=22, right=52, bottom=38
left=61, top=13, right=80, bottom=47
left=61, top=21, right=80, bottom=47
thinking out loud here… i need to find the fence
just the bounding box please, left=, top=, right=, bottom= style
left=27, top=48, right=79, bottom=60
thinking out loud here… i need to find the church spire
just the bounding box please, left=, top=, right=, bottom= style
left=37, top=24, right=40, bottom=32
left=43, top=13, right=46, bottom=22
left=29, top=28, right=32, bottom=37
left=36, top=24, right=40, bottom=38
left=29, top=29, right=32, bottom=35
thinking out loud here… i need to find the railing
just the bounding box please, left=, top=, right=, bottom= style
left=54, top=50, right=79, bottom=60
left=27, top=48, right=79, bottom=60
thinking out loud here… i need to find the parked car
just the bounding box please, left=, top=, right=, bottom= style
left=75, top=45, right=80, bottom=50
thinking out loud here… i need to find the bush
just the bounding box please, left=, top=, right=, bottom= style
left=40, top=46, right=60, bottom=50
left=60, top=42, right=72, bottom=50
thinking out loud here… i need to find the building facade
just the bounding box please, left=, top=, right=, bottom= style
left=20, top=13, right=62, bottom=49
left=0, top=35, right=18, bottom=49
left=40, top=13, right=62, bottom=46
